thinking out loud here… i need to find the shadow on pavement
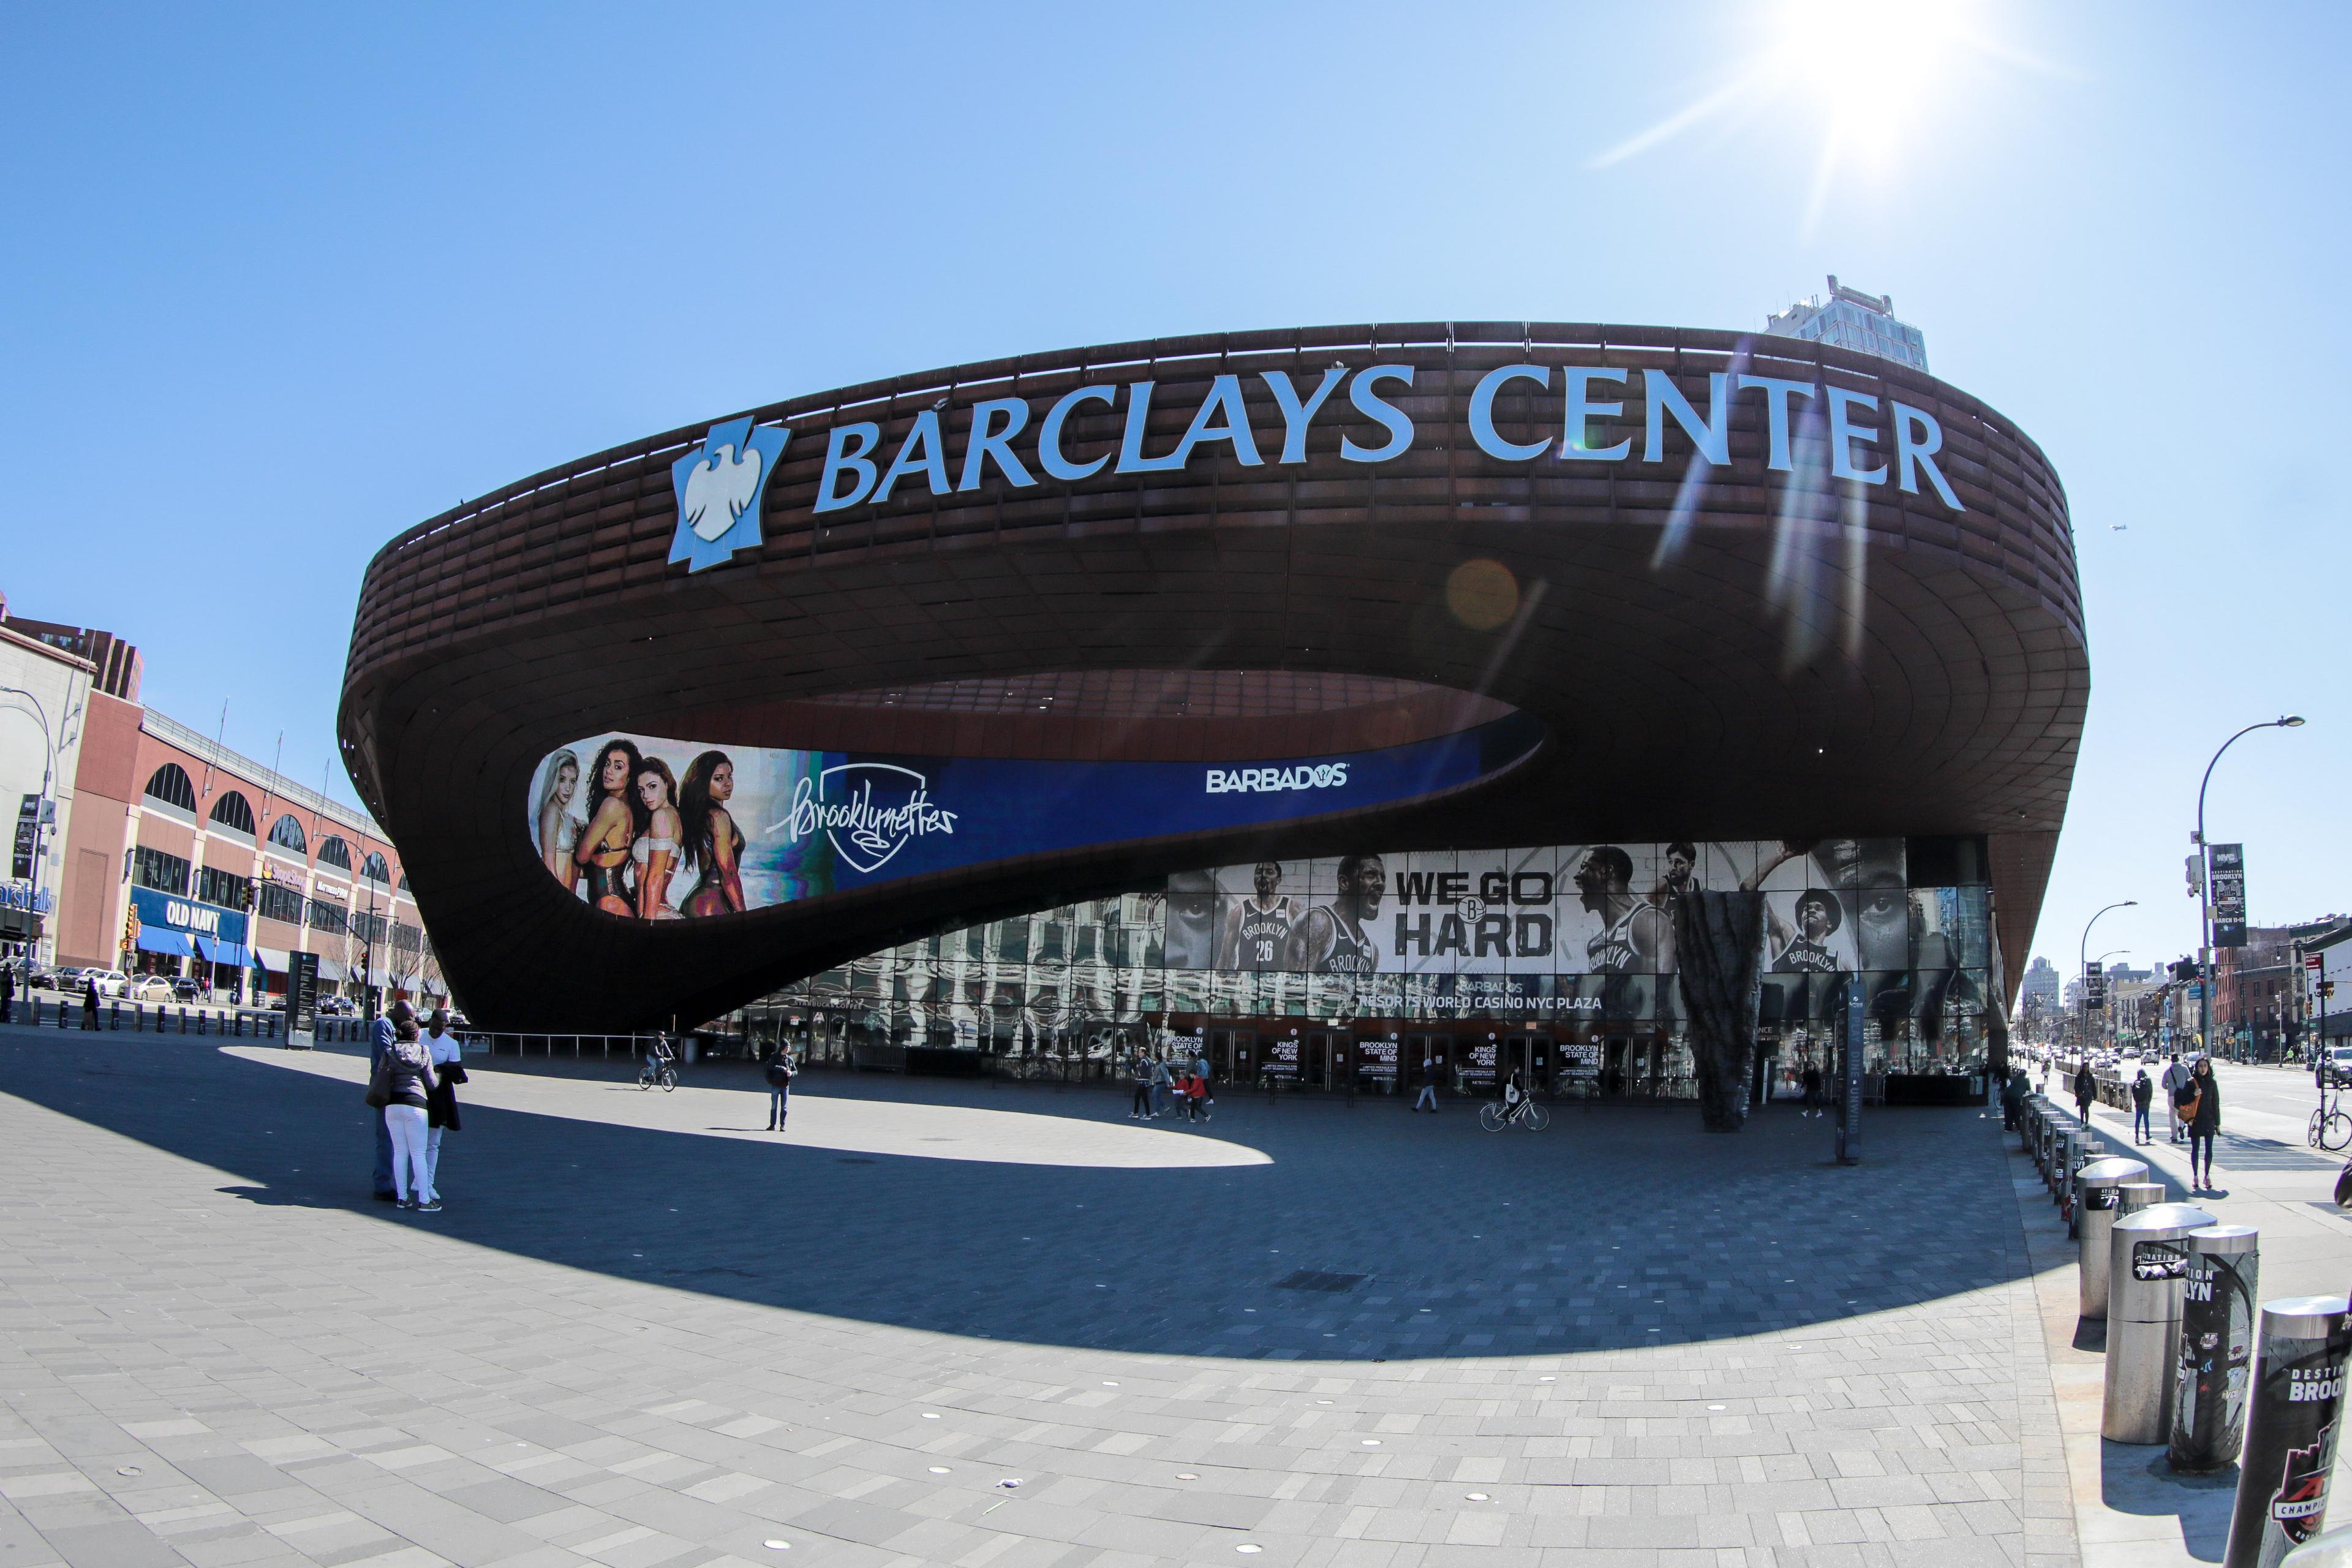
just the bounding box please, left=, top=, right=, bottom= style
left=2, top=1026, right=2040, bottom=1362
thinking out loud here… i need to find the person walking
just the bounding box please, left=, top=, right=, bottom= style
left=369, top=1001, right=414, bottom=1201
left=1413, top=1055, right=1441, bottom=1114
left=1801, top=1061, right=1825, bottom=1118
left=763, top=1043, right=794, bottom=1131
left=2182, top=1056, right=2222, bottom=1191
left=81, top=973, right=100, bottom=1030
left=2001, top=1065, right=2027, bottom=1131
left=0, top=959, right=13, bottom=1024
left=379, top=1015, right=439, bottom=1212
left=1149, top=1055, right=1173, bottom=1118
left=2072, top=1060, right=2097, bottom=1121
left=2160, top=1052, right=2190, bottom=1144
left=421, top=1008, right=465, bottom=1205
left=2130, top=1066, right=2154, bottom=1144
left=1186, top=1069, right=1210, bottom=1123
left=1129, top=1050, right=1154, bottom=1120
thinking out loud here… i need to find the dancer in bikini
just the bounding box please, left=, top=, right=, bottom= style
left=677, top=750, right=747, bottom=916
left=631, top=758, right=685, bottom=921
left=574, top=738, right=645, bottom=918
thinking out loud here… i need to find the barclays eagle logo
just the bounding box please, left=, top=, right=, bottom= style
left=669, top=417, right=789, bottom=572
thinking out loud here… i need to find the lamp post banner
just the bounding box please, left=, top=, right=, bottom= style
left=2212, top=844, right=2248, bottom=949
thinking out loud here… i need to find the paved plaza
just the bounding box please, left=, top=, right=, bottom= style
left=2, top=1026, right=2070, bottom=1567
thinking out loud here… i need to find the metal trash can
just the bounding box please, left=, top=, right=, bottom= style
left=2076, top=1156, right=2152, bottom=1318
left=2051, top=1123, right=2078, bottom=1200
left=2103, top=1202, right=2218, bottom=1442
left=2173, top=1224, right=2260, bottom=1472
left=2115, top=1182, right=2165, bottom=1222
left=2226, top=1295, right=2352, bottom=1568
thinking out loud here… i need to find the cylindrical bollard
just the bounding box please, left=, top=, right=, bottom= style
left=2280, top=1521, right=2352, bottom=1564
left=2173, top=1224, right=2260, bottom=1471
left=2077, top=1156, right=2152, bottom=1318
left=2103, top=1202, right=2218, bottom=1442
left=2226, top=1295, right=2352, bottom=1568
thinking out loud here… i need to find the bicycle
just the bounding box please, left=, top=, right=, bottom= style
left=1479, top=1093, right=1550, bottom=1133
left=638, top=1038, right=677, bottom=1093
left=2310, top=1086, right=2351, bottom=1152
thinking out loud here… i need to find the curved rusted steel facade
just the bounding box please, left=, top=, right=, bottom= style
left=340, top=322, right=2082, bottom=1031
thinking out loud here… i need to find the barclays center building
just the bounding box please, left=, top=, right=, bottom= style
left=340, top=321, right=2081, bottom=1102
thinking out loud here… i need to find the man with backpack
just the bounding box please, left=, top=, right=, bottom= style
left=2130, top=1065, right=2154, bottom=1144
left=2160, top=1052, right=2190, bottom=1143
left=764, top=1045, right=795, bottom=1131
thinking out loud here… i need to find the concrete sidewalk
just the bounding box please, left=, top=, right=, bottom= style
left=2014, top=1069, right=2352, bottom=1566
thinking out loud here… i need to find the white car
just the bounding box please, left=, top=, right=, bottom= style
left=123, top=975, right=174, bottom=1003
left=83, top=969, right=131, bottom=997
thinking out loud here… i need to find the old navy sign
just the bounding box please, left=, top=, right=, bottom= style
left=673, top=363, right=1964, bottom=573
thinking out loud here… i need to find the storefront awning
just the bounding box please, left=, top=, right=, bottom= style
left=254, top=946, right=290, bottom=974
left=314, top=958, right=345, bottom=981
left=194, top=935, right=250, bottom=968
left=136, top=927, right=194, bottom=957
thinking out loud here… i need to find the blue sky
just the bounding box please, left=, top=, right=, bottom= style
left=5, top=2, right=2345, bottom=974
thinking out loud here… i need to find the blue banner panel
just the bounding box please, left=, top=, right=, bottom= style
left=529, top=717, right=1536, bottom=921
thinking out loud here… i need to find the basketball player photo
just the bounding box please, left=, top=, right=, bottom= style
left=1218, top=861, right=1297, bottom=971
left=1286, top=854, right=1386, bottom=973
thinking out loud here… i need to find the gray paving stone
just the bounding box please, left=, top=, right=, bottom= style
left=1, top=1028, right=2071, bottom=1567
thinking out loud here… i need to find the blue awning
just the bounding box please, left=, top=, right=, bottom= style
left=192, top=935, right=250, bottom=968
left=136, top=927, right=194, bottom=957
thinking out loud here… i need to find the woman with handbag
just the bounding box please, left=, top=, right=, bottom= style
left=422, top=1008, right=466, bottom=1205
left=369, top=1016, right=439, bottom=1212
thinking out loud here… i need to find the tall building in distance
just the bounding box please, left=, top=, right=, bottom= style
left=1765, top=275, right=1929, bottom=371
left=2021, top=955, right=2060, bottom=1014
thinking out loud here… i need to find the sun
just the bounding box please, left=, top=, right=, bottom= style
left=1590, top=0, right=2052, bottom=233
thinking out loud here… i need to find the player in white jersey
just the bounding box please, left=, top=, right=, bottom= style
left=1219, top=861, right=1296, bottom=971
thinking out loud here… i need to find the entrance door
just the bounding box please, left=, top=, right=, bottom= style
left=1403, top=1032, right=1450, bottom=1095
left=1303, top=1030, right=1351, bottom=1090
left=1501, top=1033, right=1554, bottom=1096
left=1208, top=1028, right=1254, bottom=1085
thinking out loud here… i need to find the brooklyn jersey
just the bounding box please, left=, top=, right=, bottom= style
left=1585, top=903, right=1662, bottom=973
left=1773, top=935, right=1842, bottom=974
left=1312, top=905, right=1378, bottom=973
left=1232, top=897, right=1295, bottom=971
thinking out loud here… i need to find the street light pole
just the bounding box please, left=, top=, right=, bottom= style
left=2194, top=715, right=2305, bottom=1059
left=2081, top=902, right=2136, bottom=1055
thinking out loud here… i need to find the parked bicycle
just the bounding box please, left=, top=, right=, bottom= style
left=638, top=1036, right=677, bottom=1092
left=2310, top=1087, right=2350, bottom=1152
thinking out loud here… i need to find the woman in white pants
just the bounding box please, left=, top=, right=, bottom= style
left=422, top=1009, right=464, bottom=1203
left=381, top=1017, right=439, bottom=1212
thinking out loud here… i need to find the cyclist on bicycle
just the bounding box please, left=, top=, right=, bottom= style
left=641, top=1035, right=676, bottom=1086
left=1502, top=1069, right=1525, bottom=1114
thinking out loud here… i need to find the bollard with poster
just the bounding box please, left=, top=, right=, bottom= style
left=2226, top=1295, right=2352, bottom=1568
left=2173, top=1224, right=2259, bottom=1472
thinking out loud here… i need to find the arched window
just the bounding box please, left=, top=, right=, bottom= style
left=208, top=790, right=256, bottom=835
left=143, top=763, right=197, bottom=813
left=268, top=814, right=307, bottom=854
left=398, top=873, right=412, bottom=894
left=361, top=851, right=390, bottom=884
left=317, top=836, right=353, bottom=873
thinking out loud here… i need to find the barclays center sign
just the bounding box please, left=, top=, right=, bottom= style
left=669, top=360, right=1969, bottom=573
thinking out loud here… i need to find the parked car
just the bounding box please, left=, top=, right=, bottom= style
left=2328, top=1046, right=2352, bottom=1089
left=266, top=996, right=287, bottom=1012
left=124, top=975, right=174, bottom=1002
left=170, top=977, right=203, bottom=1001
left=85, top=969, right=132, bottom=997
left=315, top=995, right=352, bottom=1017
